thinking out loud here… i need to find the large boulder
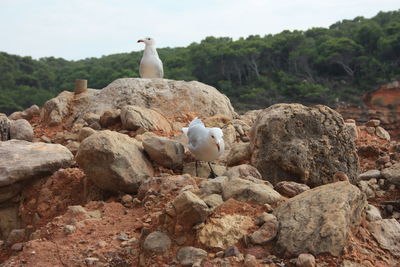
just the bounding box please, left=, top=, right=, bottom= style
left=41, top=79, right=237, bottom=127
left=75, top=130, right=154, bottom=193
left=0, top=140, right=73, bottom=186
left=250, top=104, right=359, bottom=186
left=273, top=182, right=367, bottom=257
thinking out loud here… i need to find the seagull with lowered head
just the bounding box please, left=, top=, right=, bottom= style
left=182, top=117, right=225, bottom=178
left=137, top=37, right=164, bottom=78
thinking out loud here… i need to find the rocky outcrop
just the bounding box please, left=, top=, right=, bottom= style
left=75, top=130, right=154, bottom=193
left=0, top=140, right=73, bottom=186
left=41, top=79, right=237, bottom=128
left=273, top=182, right=367, bottom=257
left=250, top=104, right=359, bottom=186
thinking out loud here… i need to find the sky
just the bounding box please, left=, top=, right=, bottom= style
left=0, top=0, right=399, bottom=60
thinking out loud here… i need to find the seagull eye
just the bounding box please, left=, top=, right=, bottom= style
left=147, top=38, right=151, bottom=40
left=211, top=135, right=215, bottom=138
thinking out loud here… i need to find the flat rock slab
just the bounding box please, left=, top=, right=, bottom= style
left=0, top=140, right=73, bottom=186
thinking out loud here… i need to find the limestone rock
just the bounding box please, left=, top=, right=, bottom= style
left=226, top=143, right=251, bottom=166
left=375, top=126, right=390, bottom=141
left=99, top=109, right=121, bottom=128
left=202, top=194, right=224, bottom=209
left=120, top=105, right=172, bottom=134
left=358, top=169, right=381, bottom=180
left=296, top=253, right=316, bottom=267
left=177, top=246, right=207, bottom=266
left=274, top=181, right=310, bottom=198
left=249, top=214, right=278, bottom=245
left=76, top=130, right=154, bottom=193
left=222, top=177, right=282, bottom=205
left=143, top=231, right=171, bottom=254
left=9, top=119, right=34, bottom=142
left=143, top=136, right=184, bottom=169
left=368, top=219, right=400, bottom=257
left=381, top=162, right=400, bottom=185
left=199, top=215, right=254, bottom=249
left=250, top=104, right=359, bottom=186
left=273, top=182, right=367, bottom=256
left=199, top=176, right=226, bottom=196
left=224, top=164, right=262, bottom=180
left=78, top=127, right=97, bottom=142
left=366, top=204, right=382, bottom=222
left=171, top=191, right=210, bottom=230
left=0, top=140, right=73, bottom=186
left=41, top=90, right=73, bottom=126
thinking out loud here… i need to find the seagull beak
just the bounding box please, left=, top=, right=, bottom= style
left=216, top=143, right=220, bottom=152
left=137, top=39, right=144, bottom=43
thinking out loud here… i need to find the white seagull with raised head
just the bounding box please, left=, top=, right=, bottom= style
left=137, top=37, right=164, bottom=78
left=182, top=117, right=225, bottom=178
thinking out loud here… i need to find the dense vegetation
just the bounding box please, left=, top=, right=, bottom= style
left=1, top=10, right=400, bottom=114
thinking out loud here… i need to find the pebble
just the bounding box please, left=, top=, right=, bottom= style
left=117, top=232, right=129, bottom=241
left=11, top=243, right=23, bottom=251
left=64, top=225, right=76, bottom=235
left=85, top=257, right=99, bottom=265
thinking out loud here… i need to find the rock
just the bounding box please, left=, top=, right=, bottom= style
left=223, top=164, right=262, bottom=180
left=381, top=162, right=400, bottom=185
left=202, top=194, right=224, bottom=209
left=244, top=254, right=258, bottom=267
left=249, top=214, right=278, bottom=245
left=65, top=141, right=80, bottom=155
left=41, top=90, right=73, bottom=126
left=357, top=180, right=375, bottom=199
left=0, top=115, right=10, bottom=141
left=199, top=176, right=226, bottom=196
left=68, top=205, right=88, bottom=215
left=143, top=136, right=184, bottom=169
left=273, top=182, right=367, bottom=256
left=0, top=183, right=21, bottom=203
left=366, top=204, right=382, bottom=222
left=143, top=231, right=171, bottom=254
left=78, top=127, right=97, bottom=142
left=117, top=232, right=129, bottom=241
left=40, top=136, right=52, bottom=143
left=10, top=243, right=23, bottom=251
left=120, top=105, right=172, bottom=134
left=41, top=79, right=237, bottom=128
left=9, top=119, right=34, bottom=142
left=274, top=181, right=310, bottom=198
left=368, top=219, right=400, bottom=257
left=226, top=143, right=251, bottom=166
left=85, top=257, right=100, bottom=265
left=250, top=104, right=359, bottom=186
left=6, top=229, right=25, bottom=245
left=358, top=169, right=381, bottom=180
left=199, top=215, right=254, bottom=249
left=22, top=104, right=40, bottom=120
left=171, top=191, right=210, bottom=230
left=76, top=130, right=154, bottom=193
left=344, top=121, right=358, bottom=141
left=121, top=194, right=133, bottom=205
left=99, top=109, right=121, bottom=128
left=177, top=246, right=207, bottom=266
left=0, top=140, right=73, bottom=186
left=222, top=177, right=282, bottom=205
left=183, top=162, right=226, bottom=178
left=0, top=205, right=21, bottom=240
left=296, top=253, right=316, bottom=267
left=223, top=246, right=241, bottom=258
left=366, top=119, right=380, bottom=127
left=8, top=111, right=23, bottom=120
left=64, top=225, right=76, bottom=235
left=366, top=126, right=375, bottom=135
left=204, top=115, right=232, bottom=128
left=375, top=126, right=390, bottom=141
left=222, top=124, right=237, bottom=149
left=83, top=112, right=101, bottom=126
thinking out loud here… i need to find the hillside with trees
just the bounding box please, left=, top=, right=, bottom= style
left=0, top=10, right=399, bottom=114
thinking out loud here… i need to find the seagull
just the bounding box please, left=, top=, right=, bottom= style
left=182, top=117, right=225, bottom=178
left=137, top=37, right=164, bottom=78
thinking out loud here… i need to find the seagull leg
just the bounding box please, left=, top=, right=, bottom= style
left=195, top=160, right=198, bottom=177
left=208, top=162, right=217, bottom=179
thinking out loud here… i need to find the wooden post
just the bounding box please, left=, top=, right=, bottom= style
left=74, top=79, right=88, bottom=94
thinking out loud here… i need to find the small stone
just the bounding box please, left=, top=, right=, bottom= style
left=85, top=257, right=100, bottom=265
left=223, top=246, right=240, bottom=258
left=175, top=236, right=187, bottom=246
left=358, top=169, right=381, bottom=180
left=333, top=172, right=349, bottom=182
left=64, top=225, right=76, bottom=235
left=365, top=127, right=375, bottom=135
left=376, top=126, right=391, bottom=141
left=78, top=127, right=97, bottom=142
left=143, top=231, right=171, bottom=254
left=121, top=194, right=133, bottom=204
left=366, top=205, right=382, bottom=222
left=40, top=136, right=52, bottom=143
left=6, top=229, right=25, bottom=245
left=117, top=232, right=129, bottom=241
left=385, top=162, right=393, bottom=168
left=296, top=253, right=316, bottom=267
left=68, top=205, right=87, bottom=215
left=177, top=246, right=207, bottom=266
left=11, top=243, right=23, bottom=251
left=366, top=119, right=380, bottom=127
left=244, top=254, right=258, bottom=267
left=98, top=240, right=107, bottom=248
left=249, top=214, right=278, bottom=245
